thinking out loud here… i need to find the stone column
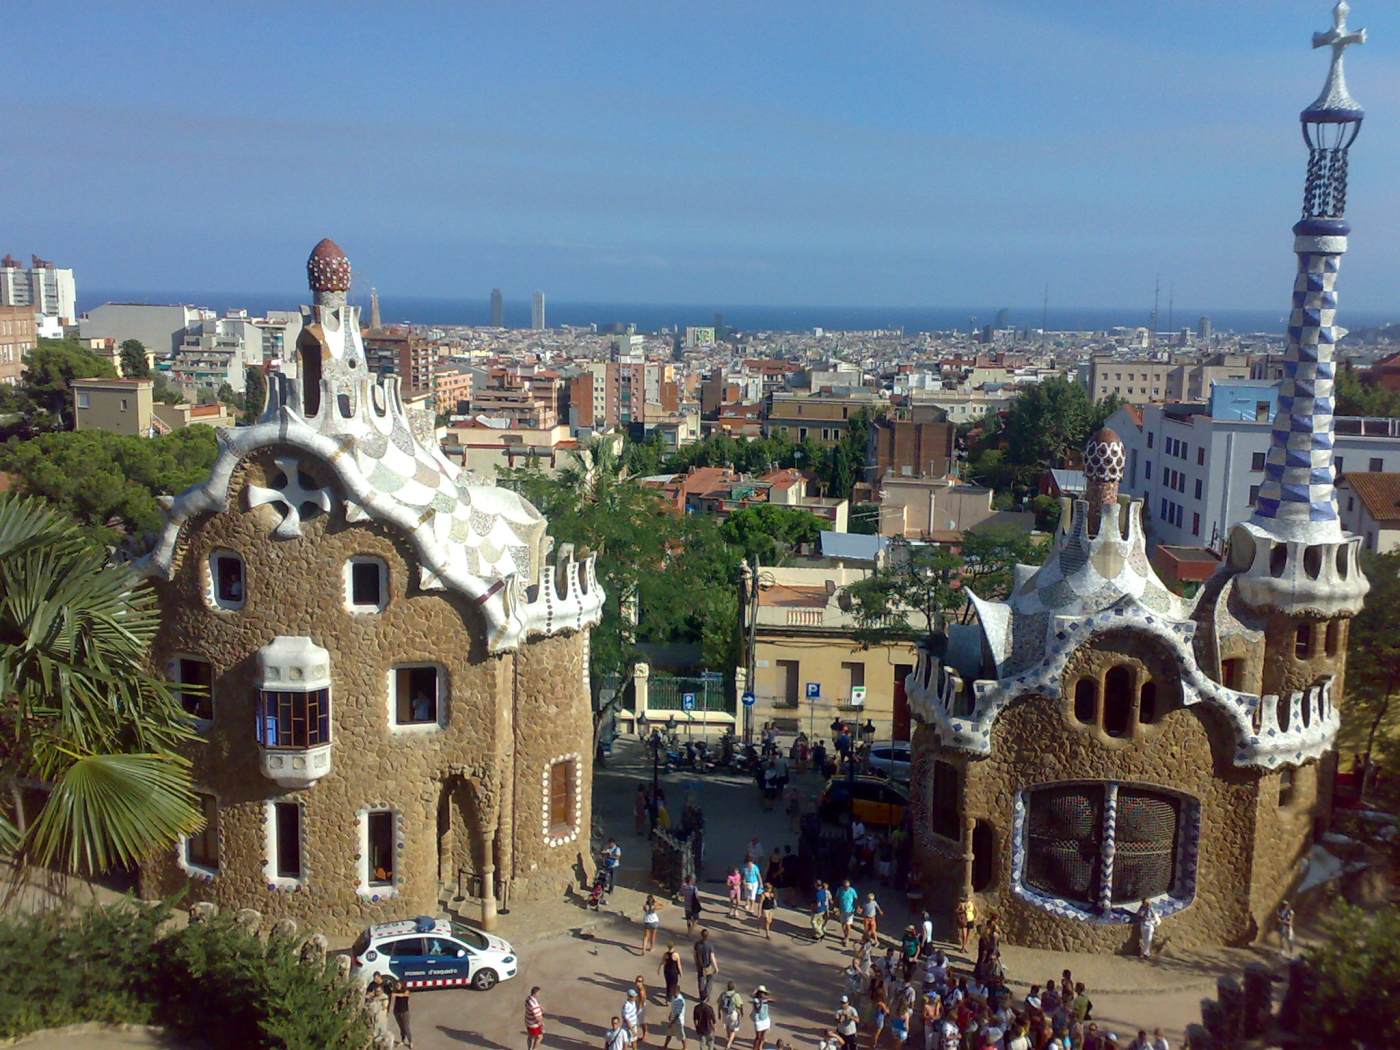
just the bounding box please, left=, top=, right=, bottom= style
left=633, top=661, right=651, bottom=730
left=478, top=863, right=497, bottom=930
left=960, top=816, right=976, bottom=897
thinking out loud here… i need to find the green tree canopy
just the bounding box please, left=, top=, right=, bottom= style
left=957, top=524, right=1048, bottom=607
left=719, top=503, right=825, bottom=565
left=1335, top=365, right=1400, bottom=418
left=841, top=541, right=962, bottom=649
left=0, top=427, right=220, bottom=547
left=0, top=495, right=201, bottom=876
left=22, top=338, right=117, bottom=429
left=118, top=339, right=151, bottom=379
left=1343, top=549, right=1400, bottom=792
left=1295, top=902, right=1400, bottom=1048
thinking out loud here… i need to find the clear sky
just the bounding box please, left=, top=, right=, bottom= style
left=4, top=2, right=1398, bottom=312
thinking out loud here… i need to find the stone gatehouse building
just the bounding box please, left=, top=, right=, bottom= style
left=907, top=9, right=1373, bottom=951
left=136, top=239, right=603, bottom=935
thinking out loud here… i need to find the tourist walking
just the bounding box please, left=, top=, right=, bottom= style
left=694, top=929, right=719, bottom=1000
left=871, top=986, right=890, bottom=1049
left=524, top=986, right=544, bottom=1050
left=660, top=943, right=685, bottom=999
left=663, top=989, right=688, bottom=1050
left=718, top=981, right=745, bottom=1050
left=1136, top=899, right=1159, bottom=959
left=633, top=976, right=651, bottom=1043
left=758, top=883, right=777, bottom=940
left=750, top=986, right=773, bottom=1050
left=890, top=994, right=911, bottom=1048
left=1276, top=899, right=1295, bottom=956
left=956, top=895, right=975, bottom=953
left=862, top=892, right=884, bottom=941
left=683, top=875, right=703, bottom=934
left=603, top=838, right=623, bottom=893
left=624, top=987, right=643, bottom=1045
left=837, top=880, right=859, bottom=947
left=694, top=994, right=718, bottom=1050
left=389, top=977, right=412, bottom=1048
left=642, top=894, right=662, bottom=953
left=742, top=858, right=763, bottom=916
left=727, top=867, right=743, bottom=917
left=835, top=995, right=860, bottom=1050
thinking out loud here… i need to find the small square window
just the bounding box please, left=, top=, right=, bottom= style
left=393, top=665, right=441, bottom=726
left=76, top=392, right=90, bottom=409
left=1249, top=484, right=1260, bottom=505
left=346, top=557, right=387, bottom=612
left=1251, top=452, right=1266, bottom=471
left=1370, top=458, right=1383, bottom=473
left=210, top=550, right=244, bottom=609
left=177, top=657, right=213, bottom=722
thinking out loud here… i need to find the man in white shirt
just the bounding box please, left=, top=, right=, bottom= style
left=835, top=995, right=861, bottom=1050
left=1150, top=1028, right=1170, bottom=1050
left=663, top=990, right=687, bottom=1049
left=622, top=989, right=641, bottom=1043
left=605, top=1016, right=629, bottom=1050
left=920, top=911, right=934, bottom=954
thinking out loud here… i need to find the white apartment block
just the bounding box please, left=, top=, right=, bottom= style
left=170, top=315, right=264, bottom=393
left=81, top=303, right=209, bottom=358
left=1108, top=380, right=1400, bottom=551
left=0, top=254, right=77, bottom=324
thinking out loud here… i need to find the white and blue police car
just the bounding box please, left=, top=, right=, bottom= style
left=351, top=916, right=518, bottom=991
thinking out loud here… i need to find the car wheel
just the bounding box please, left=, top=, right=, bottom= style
left=472, top=968, right=499, bottom=991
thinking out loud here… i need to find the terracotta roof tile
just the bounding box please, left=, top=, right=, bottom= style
left=1343, top=472, right=1400, bottom=525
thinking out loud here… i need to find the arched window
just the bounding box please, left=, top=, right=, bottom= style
left=299, top=346, right=322, bottom=417
left=1221, top=658, right=1244, bottom=691
left=1278, top=767, right=1296, bottom=807
left=1073, top=679, right=1098, bottom=725
left=1294, top=625, right=1312, bottom=660
left=1138, top=681, right=1158, bottom=725
left=1103, top=666, right=1134, bottom=738
left=1324, top=620, right=1340, bottom=657
left=930, top=761, right=960, bottom=841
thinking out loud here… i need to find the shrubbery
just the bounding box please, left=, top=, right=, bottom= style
left=1295, top=902, right=1400, bottom=1049
left=0, top=899, right=372, bottom=1048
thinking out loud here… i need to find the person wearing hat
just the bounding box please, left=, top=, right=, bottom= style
left=834, top=994, right=860, bottom=1050
left=900, top=924, right=921, bottom=982
left=750, top=986, right=773, bottom=1049
left=623, top=987, right=642, bottom=1044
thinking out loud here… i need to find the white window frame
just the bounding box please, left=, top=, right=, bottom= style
left=542, top=753, right=583, bottom=847
left=76, top=391, right=90, bottom=409
left=177, top=789, right=221, bottom=881
left=388, top=663, right=448, bottom=733
left=263, top=798, right=307, bottom=889
left=207, top=548, right=246, bottom=611
left=344, top=556, right=389, bottom=613
left=357, top=805, right=401, bottom=899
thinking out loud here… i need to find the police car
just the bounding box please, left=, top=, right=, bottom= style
left=350, top=916, right=518, bottom=991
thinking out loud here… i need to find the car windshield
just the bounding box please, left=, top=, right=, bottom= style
left=451, top=922, right=490, bottom=950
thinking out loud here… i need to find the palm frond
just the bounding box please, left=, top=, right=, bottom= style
left=22, top=752, right=201, bottom=875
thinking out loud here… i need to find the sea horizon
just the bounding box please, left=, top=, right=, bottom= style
left=79, top=289, right=1399, bottom=337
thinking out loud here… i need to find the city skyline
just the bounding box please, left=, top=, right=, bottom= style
left=4, top=2, right=1399, bottom=312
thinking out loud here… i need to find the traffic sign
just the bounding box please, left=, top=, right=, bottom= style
left=851, top=685, right=867, bottom=707
left=806, top=682, right=821, bottom=701
left=682, top=692, right=696, bottom=711
left=742, top=691, right=756, bottom=707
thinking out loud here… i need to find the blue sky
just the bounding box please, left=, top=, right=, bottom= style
left=4, top=2, right=1398, bottom=311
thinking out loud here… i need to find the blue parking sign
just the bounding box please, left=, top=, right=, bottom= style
left=682, top=692, right=696, bottom=711
left=806, top=682, right=821, bottom=700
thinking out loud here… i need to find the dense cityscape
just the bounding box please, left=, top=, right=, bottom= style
left=1, top=4, right=1398, bottom=1050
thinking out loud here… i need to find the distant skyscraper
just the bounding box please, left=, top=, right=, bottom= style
left=369, top=287, right=381, bottom=329
left=531, top=290, right=546, bottom=331
left=490, top=288, right=503, bottom=327
left=1198, top=315, right=1213, bottom=342
left=1, top=253, right=77, bottom=324
left=994, top=308, right=1009, bottom=329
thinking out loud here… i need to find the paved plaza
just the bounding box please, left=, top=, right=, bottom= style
left=398, top=737, right=1293, bottom=1050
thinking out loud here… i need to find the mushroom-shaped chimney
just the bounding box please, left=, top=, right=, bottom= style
left=307, top=238, right=352, bottom=308
left=1082, top=426, right=1125, bottom=535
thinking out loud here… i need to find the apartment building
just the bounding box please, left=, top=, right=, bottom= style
left=1088, top=353, right=1251, bottom=404
left=80, top=303, right=209, bottom=359
left=71, top=377, right=234, bottom=436
left=1109, top=380, right=1400, bottom=550
left=905, top=388, right=1016, bottom=423
left=364, top=326, right=436, bottom=395
left=466, top=369, right=561, bottom=429
left=434, top=366, right=473, bottom=414
left=763, top=391, right=886, bottom=444
left=1337, top=473, right=1400, bottom=553
left=868, top=417, right=955, bottom=485
left=0, top=254, right=77, bottom=324
left=877, top=476, right=1034, bottom=539
left=170, top=315, right=264, bottom=394
left=738, top=563, right=920, bottom=742
left=442, top=419, right=580, bottom=479
left=0, top=304, right=36, bottom=385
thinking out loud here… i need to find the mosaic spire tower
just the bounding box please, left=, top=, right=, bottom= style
left=1251, top=1, right=1365, bottom=540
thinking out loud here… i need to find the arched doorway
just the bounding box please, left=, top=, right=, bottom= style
left=437, top=775, right=491, bottom=902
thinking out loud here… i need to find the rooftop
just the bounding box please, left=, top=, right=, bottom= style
left=1340, top=471, right=1400, bottom=525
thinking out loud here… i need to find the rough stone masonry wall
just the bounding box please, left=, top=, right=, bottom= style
left=913, top=631, right=1279, bottom=953
left=139, top=449, right=592, bottom=936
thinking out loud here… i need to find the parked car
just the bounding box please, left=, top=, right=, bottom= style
left=351, top=916, right=517, bottom=990
left=866, top=741, right=912, bottom=782
left=819, top=775, right=909, bottom=828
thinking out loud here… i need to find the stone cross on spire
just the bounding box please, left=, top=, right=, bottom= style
left=1307, top=1, right=1366, bottom=119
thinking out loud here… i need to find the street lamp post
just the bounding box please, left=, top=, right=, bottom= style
left=640, top=712, right=660, bottom=835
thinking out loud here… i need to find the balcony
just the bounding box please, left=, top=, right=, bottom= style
left=255, top=636, right=333, bottom=789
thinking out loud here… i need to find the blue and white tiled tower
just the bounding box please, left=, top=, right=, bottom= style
left=1230, top=1, right=1370, bottom=620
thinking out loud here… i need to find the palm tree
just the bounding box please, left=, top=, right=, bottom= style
left=0, top=494, right=201, bottom=877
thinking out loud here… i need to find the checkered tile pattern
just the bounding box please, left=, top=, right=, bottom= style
left=1253, top=248, right=1343, bottom=533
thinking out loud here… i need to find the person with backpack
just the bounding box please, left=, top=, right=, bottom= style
left=719, top=981, right=745, bottom=1050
